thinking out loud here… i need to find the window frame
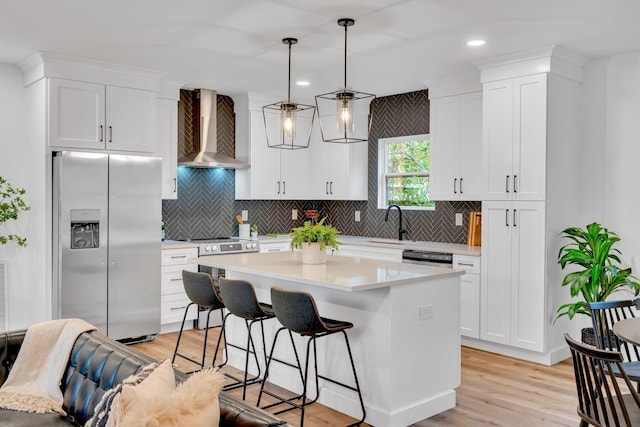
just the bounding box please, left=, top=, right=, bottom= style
left=377, top=134, right=434, bottom=211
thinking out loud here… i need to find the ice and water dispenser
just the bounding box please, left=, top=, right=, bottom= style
left=70, top=209, right=100, bottom=249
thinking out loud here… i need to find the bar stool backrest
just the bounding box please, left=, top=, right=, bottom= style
left=182, top=270, right=224, bottom=309
left=270, top=287, right=325, bottom=336
left=218, top=278, right=267, bottom=319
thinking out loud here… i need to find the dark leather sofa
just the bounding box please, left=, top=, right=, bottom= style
left=0, top=329, right=290, bottom=427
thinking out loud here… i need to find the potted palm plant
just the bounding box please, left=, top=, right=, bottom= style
left=556, top=222, right=640, bottom=343
left=290, top=217, right=340, bottom=264
left=0, top=176, right=30, bottom=247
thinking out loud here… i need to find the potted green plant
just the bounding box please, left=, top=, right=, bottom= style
left=290, top=217, right=340, bottom=264
left=556, top=222, right=640, bottom=342
left=0, top=176, right=30, bottom=246
left=251, top=224, right=258, bottom=238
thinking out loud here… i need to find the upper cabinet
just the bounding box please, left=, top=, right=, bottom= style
left=429, top=92, right=482, bottom=200
left=49, top=78, right=156, bottom=153
left=234, top=93, right=368, bottom=201
left=157, top=98, right=178, bottom=199
left=482, top=74, right=546, bottom=201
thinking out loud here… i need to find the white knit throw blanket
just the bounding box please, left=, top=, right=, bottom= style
left=0, top=318, right=96, bottom=415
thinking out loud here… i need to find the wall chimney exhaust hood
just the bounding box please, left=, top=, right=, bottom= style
left=178, top=89, right=248, bottom=169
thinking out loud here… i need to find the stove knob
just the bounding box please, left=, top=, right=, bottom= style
left=212, top=246, right=218, bottom=251
left=205, top=246, right=212, bottom=252
left=250, top=243, right=256, bottom=249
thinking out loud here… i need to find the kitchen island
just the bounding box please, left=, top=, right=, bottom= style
left=198, top=251, right=463, bottom=427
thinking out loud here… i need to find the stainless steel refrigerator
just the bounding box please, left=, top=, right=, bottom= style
left=53, top=151, right=161, bottom=342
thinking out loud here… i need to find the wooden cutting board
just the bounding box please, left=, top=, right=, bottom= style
left=467, top=211, right=482, bottom=246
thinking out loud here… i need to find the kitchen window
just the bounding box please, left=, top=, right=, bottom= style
left=377, top=134, right=434, bottom=210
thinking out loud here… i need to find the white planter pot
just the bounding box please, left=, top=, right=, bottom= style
left=301, top=243, right=326, bottom=265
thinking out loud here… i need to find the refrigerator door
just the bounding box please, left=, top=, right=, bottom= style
left=53, top=151, right=109, bottom=333
left=108, top=155, right=161, bottom=340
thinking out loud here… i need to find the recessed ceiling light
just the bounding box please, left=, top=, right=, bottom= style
left=467, top=40, right=486, bottom=47
left=296, top=81, right=310, bottom=86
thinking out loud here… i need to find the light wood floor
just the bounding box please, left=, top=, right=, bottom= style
left=131, top=329, right=580, bottom=427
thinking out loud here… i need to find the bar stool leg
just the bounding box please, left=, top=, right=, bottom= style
left=257, top=327, right=286, bottom=407
left=171, top=302, right=195, bottom=365
left=212, top=311, right=232, bottom=368
left=342, top=330, right=366, bottom=427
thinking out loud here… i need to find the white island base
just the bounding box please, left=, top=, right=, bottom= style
left=198, top=252, right=462, bottom=427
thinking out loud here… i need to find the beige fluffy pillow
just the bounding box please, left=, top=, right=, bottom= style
left=119, top=368, right=224, bottom=427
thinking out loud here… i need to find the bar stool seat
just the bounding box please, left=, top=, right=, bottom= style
left=217, top=277, right=278, bottom=400
left=171, top=270, right=227, bottom=373
left=258, top=287, right=366, bottom=427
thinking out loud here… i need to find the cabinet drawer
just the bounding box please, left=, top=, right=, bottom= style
left=162, top=248, right=198, bottom=265
left=161, top=263, right=198, bottom=295
left=453, top=255, right=480, bottom=274
left=161, top=293, right=197, bottom=325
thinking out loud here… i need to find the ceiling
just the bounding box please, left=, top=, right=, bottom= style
left=2, top=0, right=640, bottom=98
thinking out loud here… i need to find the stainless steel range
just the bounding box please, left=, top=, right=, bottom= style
left=180, top=237, right=259, bottom=329
left=191, top=237, right=260, bottom=256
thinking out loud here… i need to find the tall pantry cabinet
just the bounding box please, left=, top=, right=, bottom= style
left=476, top=46, right=586, bottom=364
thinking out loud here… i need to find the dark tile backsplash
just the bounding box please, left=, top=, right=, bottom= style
left=162, top=90, right=481, bottom=243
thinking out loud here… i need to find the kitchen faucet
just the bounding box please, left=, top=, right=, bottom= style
left=384, top=204, right=407, bottom=241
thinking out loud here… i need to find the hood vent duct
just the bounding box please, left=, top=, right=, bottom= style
left=178, top=89, right=248, bottom=169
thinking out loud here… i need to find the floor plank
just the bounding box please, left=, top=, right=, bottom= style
left=131, top=329, right=580, bottom=426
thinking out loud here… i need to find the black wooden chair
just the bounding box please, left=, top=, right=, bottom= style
left=587, top=300, right=640, bottom=389
left=171, top=270, right=228, bottom=373
left=565, top=333, right=640, bottom=426
left=258, top=287, right=366, bottom=427
left=217, top=277, right=277, bottom=400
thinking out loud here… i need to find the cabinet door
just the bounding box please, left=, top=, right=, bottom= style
left=458, top=92, right=483, bottom=200
left=157, top=99, right=178, bottom=199
left=480, top=201, right=512, bottom=345
left=49, top=78, right=105, bottom=150
left=106, top=86, right=156, bottom=152
left=483, top=80, right=514, bottom=200
left=513, top=74, right=547, bottom=201
left=429, top=96, right=461, bottom=200
left=310, top=136, right=351, bottom=200
left=510, top=202, right=545, bottom=351
left=454, top=255, right=480, bottom=338
left=248, top=110, right=282, bottom=199
left=279, top=114, right=312, bottom=199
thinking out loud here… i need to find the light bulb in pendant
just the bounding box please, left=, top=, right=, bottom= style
left=337, top=96, right=354, bottom=134
left=281, top=105, right=296, bottom=141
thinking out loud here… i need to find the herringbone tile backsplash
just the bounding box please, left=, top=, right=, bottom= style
left=163, top=90, right=481, bottom=243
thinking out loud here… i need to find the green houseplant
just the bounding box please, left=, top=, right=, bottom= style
left=290, top=218, right=340, bottom=264
left=556, top=222, right=640, bottom=321
left=0, top=176, right=30, bottom=246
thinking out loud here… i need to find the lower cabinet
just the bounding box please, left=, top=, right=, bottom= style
left=454, top=255, right=480, bottom=339
left=480, top=201, right=545, bottom=352
left=161, top=247, right=199, bottom=327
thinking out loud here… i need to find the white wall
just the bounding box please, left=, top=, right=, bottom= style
left=0, top=63, right=47, bottom=329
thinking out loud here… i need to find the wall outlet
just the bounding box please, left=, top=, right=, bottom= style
left=419, top=305, right=434, bottom=320
left=355, top=211, right=361, bottom=222
left=292, top=209, right=298, bottom=220
left=455, top=212, right=463, bottom=226
left=241, top=210, right=249, bottom=221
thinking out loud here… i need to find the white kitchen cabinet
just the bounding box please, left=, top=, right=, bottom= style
left=480, top=201, right=545, bottom=351
left=429, top=92, right=483, bottom=200
left=454, top=254, right=480, bottom=339
left=236, top=109, right=310, bottom=200
left=234, top=92, right=367, bottom=201
left=161, top=247, right=198, bottom=328
left=157, top=98, right=178, bottom=199
left=482, top=74, right=546, bottom=201
left=49, top=78, right=156, bottom=153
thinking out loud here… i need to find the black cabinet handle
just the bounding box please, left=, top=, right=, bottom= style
left=329, top=182, right=333, bottom=194
left=454, top=178, right=457, bottom=194
left=513, top=175, right=518, bottom=193
left=173, top=178, right=177, bottom=193
left=506, top=175, right=510, bottom=193
left=282, top=181, right=286, bottom=195
left=505, top=209, right=509, bottom=227
left=460, top=177, right=463, bottom=194
left=326, top=182, right=329, bottom=194
left=513, top=209, right=517, bottom=227
left=277, top=181, right=280, bottom=194
left=108, top=126, right=113, bottom=142
left=99, top=125, right=104, bottom=142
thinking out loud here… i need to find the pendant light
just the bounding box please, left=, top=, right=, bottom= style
left=263, top=38, right=316, bottom=150
left=315, top=18, right=375, bottom=144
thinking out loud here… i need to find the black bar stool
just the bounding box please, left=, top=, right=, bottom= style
left=217, top=277, right=279, bottom=400
left=172, top=270, right=228, bottom=373
left=258, top=287, right=366, bottom=427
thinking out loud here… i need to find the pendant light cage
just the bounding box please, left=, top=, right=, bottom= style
left=264, top=37, right=316, bottom=150
left=315, top=18, right=375, bottom=144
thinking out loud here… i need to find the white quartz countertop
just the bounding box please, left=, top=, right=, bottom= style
left=196, top=251, right=463, bottom=292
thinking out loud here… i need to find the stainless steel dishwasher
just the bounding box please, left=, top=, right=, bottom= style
left=402, top=249, right=453, bottom=268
